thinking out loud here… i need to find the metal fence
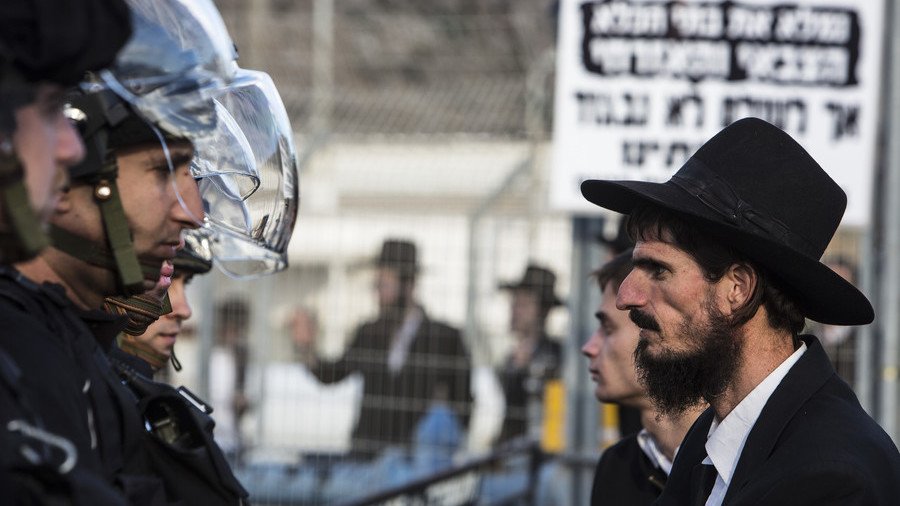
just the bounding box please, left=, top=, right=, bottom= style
left=162, top=0, right=899, bottom=504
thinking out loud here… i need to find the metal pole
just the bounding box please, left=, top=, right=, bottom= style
left=464, top=49, right=555, bottom=358
left=465, top=156, right=534, bottom=356
left=878, top=0, right=900, bottom=442
left=565, top=217, right=605, bottom=506
left=312, top=0, right=334, bottom=140
left=196, top=272, right=217, bottom=401
left=243, top=0, right=268, bottom=68
left=249, top=274, right=274, bottom=452
left=856, top=227, right=875, bottom=414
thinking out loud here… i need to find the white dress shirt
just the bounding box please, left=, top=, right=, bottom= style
left=637, top=428, right=675, bottom=475
left=703, top=342, right=807, bottom=506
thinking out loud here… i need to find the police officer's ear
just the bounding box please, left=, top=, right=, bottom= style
left=51, top=182, right=75, bottom=215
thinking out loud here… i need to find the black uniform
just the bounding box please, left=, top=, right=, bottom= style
left=107, top=343, right=250, bottom=505
left=0, top=267, right=170, bottom=505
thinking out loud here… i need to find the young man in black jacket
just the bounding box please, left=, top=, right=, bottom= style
left=583, top=249, right=704, bottom=505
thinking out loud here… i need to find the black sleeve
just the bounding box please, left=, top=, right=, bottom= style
left=307, top=325, right=363, bottom=384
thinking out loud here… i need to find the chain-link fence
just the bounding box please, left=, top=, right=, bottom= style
left=161, top=1, right=893, bottom=504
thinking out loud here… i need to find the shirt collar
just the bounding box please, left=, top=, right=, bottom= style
left=702, top=342, right=807, bottom=485
left=637, top=428, right=675, bottom=475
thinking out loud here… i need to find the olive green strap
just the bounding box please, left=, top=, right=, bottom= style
left=0, top=154, right=47, bottom=258
left=48, top=224, right=162, bottom=279
left=94, top=177, right=144, bottom=295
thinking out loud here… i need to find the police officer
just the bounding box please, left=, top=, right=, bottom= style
left=0, top=0, right=134, bottom=502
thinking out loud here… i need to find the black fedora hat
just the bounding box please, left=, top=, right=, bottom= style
left=500, top=263, right=564, bottom=309
left=580, top=117, right=873, bottom=326
left=374, top=238, right=419, bottom=278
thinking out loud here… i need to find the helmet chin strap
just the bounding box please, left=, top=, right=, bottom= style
left=48, top=222, right=162, bottom=297
left=91, top=160, right=145, bottom=296
left=0, top=150, right=48, bottom=263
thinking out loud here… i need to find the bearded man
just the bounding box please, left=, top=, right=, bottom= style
left=580, top=117, right=900, bottom=505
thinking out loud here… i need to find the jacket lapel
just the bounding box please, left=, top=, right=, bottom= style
left=723, top=335, right=835, bottom=503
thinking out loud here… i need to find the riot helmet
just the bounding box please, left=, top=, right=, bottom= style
left=56, top=0, right=250, bottom=296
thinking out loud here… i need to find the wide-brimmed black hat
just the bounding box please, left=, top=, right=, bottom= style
left=500, top=264, right=564, bottom=309
left=580, top=117, right=873, bottom=325
left=374, top=239, right=419, bottom=278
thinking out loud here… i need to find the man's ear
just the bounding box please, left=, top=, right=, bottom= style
left=724, top=262, right=757, bottom=313
left=52, top=185, right=74, bottom=215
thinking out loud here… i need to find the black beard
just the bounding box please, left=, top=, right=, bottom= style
left=632, top=301, right=741, bottom=417
left=379, top=292, right=412, bottom=328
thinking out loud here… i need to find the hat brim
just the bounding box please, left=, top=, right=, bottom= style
left=581, top=179, right=873, bottom=325
left=499, top=282, right=565, bottom=308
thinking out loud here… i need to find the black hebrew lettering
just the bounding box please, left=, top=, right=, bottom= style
left=722, top=97, right=807, bottom=133
left=727, top=5, right=773, bottom=40
left=666, top=94, right=704, bottom=127
left=666, top=142, right=694, bottom=167
left=574, top=91, right=650, bottom=126
left=622, top=140, right=659, bottom=167
left=825, top=102, right=860, bottom=140
left=623, top=140, right=701, bottom=168
left=579, top=0, right=861, bottom=87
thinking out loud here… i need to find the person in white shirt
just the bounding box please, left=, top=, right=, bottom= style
left=583, top=248, right=705, bottom=505
left=580, top=117, right=900, bottom=505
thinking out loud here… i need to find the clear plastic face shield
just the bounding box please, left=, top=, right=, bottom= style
left=189, top=69, right=299, bottom=278
left=191, top=100, right=260, bottom=201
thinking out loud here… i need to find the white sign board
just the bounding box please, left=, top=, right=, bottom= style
left=551, top=0, right=885, bottom=226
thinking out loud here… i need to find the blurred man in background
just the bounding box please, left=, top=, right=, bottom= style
left=583, top=249, right=705, bottom=505
left=312, top=238, right=472, bottom=459
left=496, top=263, right=563, bottom=443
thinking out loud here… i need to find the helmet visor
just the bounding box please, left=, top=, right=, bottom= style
left=201, top=69, right=298, bottom=278
left=191, top=100, right=260, bottom=200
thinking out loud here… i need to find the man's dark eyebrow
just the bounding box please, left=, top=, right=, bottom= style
left=169, top=150, right=194, bottom=168
left=145, top=149, right=193, bottom=170
left=633, top=256, right=670, bottom=272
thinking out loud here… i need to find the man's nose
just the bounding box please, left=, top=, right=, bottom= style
left=172, top=177, right=205, bottom=229
left=616, top=271, right=644, bottom=310
left=581, top=331, right=600, bottom=358
left=57, top=114, right=86, bottom=167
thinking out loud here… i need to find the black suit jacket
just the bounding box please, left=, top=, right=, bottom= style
left=657, top=335, right=900, bottom=506
left=314, top=309, right=472, bottom=459
left=591, top=432, right=667, bottom=505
